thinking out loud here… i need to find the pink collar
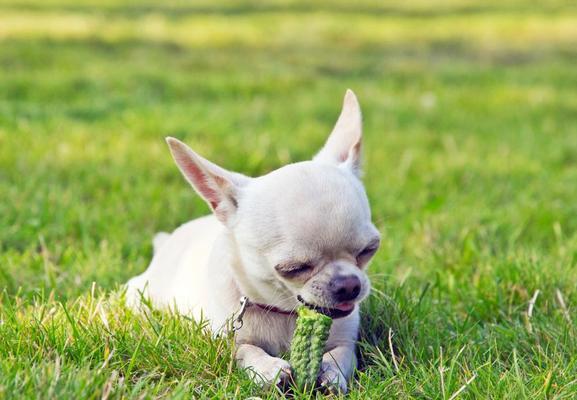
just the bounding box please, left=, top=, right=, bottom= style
left=232, top=296, right=296, bottom=331
left=251, top=301, right=296, bottom=316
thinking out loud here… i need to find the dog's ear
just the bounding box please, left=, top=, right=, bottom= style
left=314, top=89, right=363, bottom=177
left=166, top=137, right=250, bottom=224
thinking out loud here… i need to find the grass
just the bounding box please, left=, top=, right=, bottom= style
left=1, top=0, right=577, bottom=398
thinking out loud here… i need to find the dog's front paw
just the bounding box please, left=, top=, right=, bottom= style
left=248, top=357, right=292, bottom=388
left=318, top=364, right=348, bottom=394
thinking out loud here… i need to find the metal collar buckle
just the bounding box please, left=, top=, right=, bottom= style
left=232, top=296, right=250, bottom=332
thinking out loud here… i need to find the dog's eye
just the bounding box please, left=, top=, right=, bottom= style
left=294, top=263, right=313, bottom=272
left=275, top=263, right=313, bottom=278
left=356, top=244, right=379, bottom=265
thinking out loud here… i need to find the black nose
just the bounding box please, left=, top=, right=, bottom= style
left=330, top=275, right=361, bottom=302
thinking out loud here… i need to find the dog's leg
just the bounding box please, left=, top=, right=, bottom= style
left=236, top=343, right=292, bottom=387
left=318, top=344, right=356, bottom=393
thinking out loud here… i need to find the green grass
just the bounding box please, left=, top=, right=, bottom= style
left=1, top=0, right=577, bottom=398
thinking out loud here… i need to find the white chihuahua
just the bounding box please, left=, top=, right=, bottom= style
left=126, top=90, right=380, bottom=393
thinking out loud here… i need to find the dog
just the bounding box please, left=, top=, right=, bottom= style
left=126, top=90, right=380, bottom=393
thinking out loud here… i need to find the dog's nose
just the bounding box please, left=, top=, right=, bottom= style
left=330, top=275, right=361, bottom=302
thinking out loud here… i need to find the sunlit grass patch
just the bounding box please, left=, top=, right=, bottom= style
left=1, top=10, right=576, bottom=52
left=0, top=288, right=254, bottom=398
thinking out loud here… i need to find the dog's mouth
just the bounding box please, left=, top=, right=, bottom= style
left=296, top=295, right=355, bottom=319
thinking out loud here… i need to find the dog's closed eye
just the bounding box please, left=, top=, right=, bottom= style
left=275, top=262, right=314, bottom=278
left=356, top=239, right=380, bottom=266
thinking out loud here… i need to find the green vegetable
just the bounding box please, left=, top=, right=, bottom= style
left=289, top=306, right=332, bottom=388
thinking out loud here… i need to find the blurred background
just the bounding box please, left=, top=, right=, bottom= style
left=1, top=0, right=577, bottom=304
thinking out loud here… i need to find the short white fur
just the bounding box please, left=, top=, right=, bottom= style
left=126, top=90, right=380, bottom=393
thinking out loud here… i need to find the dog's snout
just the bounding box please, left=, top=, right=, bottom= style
left=330, top=275, right=361, bottom=302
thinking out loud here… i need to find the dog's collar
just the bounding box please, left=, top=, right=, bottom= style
left=252, top=301, right=296, bottom=315
left=232, top=296, right=296, bottom=331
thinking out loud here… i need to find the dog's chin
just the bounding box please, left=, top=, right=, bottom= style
left=296, top=295, right=356, bottom=319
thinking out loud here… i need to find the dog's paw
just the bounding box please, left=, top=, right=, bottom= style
left=318, top=364, right=348, bottom=394
left=248, top=357, right=292, bottom=389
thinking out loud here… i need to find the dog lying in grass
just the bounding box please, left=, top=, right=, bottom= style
left=126, top=90, right=380, bottom=393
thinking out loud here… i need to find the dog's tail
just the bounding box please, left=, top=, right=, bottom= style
left=152, top=232, right=170, bottom=254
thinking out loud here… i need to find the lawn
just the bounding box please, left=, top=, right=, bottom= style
left=1, top=0, right=577, bottom=398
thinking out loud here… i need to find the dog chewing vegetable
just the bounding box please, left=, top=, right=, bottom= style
left=289, top=306, right=332, bottom=388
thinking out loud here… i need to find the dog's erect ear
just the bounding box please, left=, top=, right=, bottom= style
left=314, top=89, right=363, bottom=177
left=166, top=137, right=250, bottom=224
